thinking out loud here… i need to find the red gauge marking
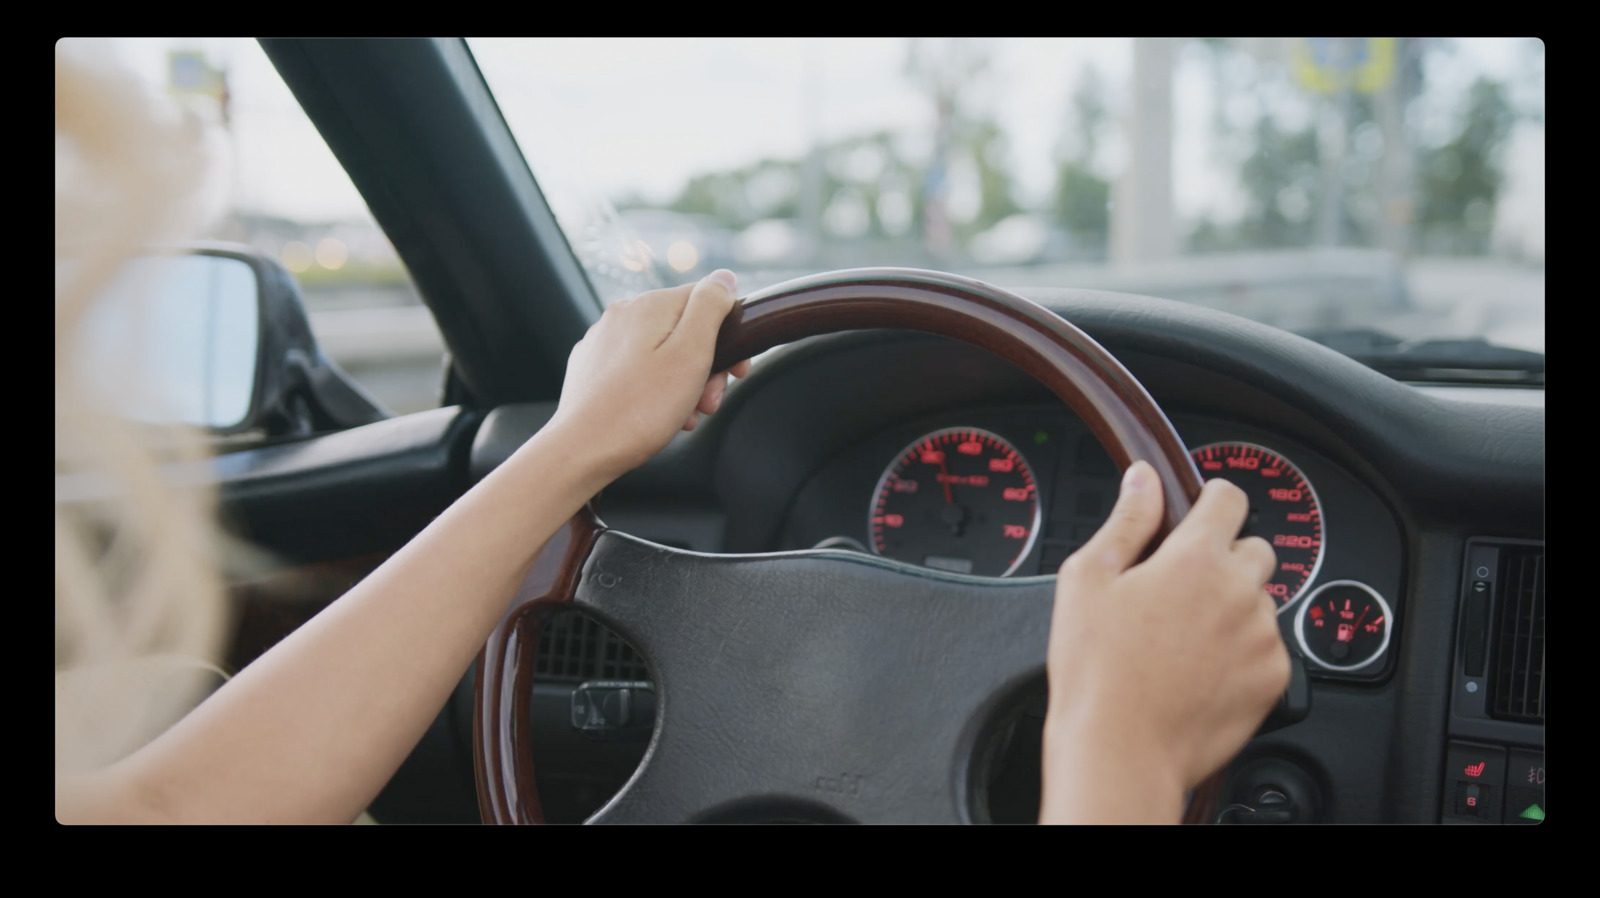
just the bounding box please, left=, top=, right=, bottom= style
left=871, top=427, right=1040, bottom=577
left=1191, top=442, right=1323, bottom=611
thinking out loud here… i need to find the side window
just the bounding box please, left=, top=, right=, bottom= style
left=69, top=38, right=447, bottom=416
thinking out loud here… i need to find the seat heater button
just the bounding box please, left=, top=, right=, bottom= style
left=1442, top=741, right=1507, bottom=823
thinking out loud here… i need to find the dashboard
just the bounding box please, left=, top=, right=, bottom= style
left=466, top=288, right=1544, bottom=824
left=780, top=404, right=1405, bottom=680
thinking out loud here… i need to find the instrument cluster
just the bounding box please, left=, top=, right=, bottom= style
left=780, top=405, right=1406, bottom=681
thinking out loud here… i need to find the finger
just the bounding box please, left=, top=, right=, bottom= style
left=1068, top=461, right=1164, bottom=581
left=668, top=269, right=740, bottom=355
left=1175, top=477, right=1251, bottom=548
left=697, top=370, right=730, bottom=416
left=630, top=284, right=695, bottom=347
left=1234, top=535, right=1277, bottom=586
left=728, top=358, right=751, bottom=379
left=1258, top=584, right=1280, bottom=619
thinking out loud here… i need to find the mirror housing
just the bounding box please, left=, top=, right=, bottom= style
left=217, top=242, right=389, bottom=439
left=86, top=242, right=389, bottom=440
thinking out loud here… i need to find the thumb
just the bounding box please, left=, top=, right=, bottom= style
left=1068, top=461, right=1164, bottom=580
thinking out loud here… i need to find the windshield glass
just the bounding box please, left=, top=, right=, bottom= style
left=470, top=38, right=1543, bottom=355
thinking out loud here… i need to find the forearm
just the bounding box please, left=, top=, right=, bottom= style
left=60, top=423, right=610, bottom=824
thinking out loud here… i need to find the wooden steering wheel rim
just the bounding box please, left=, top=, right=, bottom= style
left=473, top=268, right=1218, bottom=824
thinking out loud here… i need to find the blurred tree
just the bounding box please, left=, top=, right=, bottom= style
left=1416, top=77, right=1517, bottom=255
left=1190, top=39, right=1528, bottom=260
left=970, top=121, right=1021, bottom=231
left=661, top=133, right=931, bottom=267
left=1187, top=38, right=1386, bottom=253
left=905, top=38, right=1017, bottom=250
left=1189, top=109, right=1326, bottom=252
left=1053, top=65, right=1111, bottom=257
left=1056, top=166, right=1109, bottom=246
left=1238, top=115, right=1324, bottom=248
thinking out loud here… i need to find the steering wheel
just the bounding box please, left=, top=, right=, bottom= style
left=472, top=268, right=1216, bottom=824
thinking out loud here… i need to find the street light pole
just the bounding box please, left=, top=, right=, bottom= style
left=1315, top=38, right=1354, bottom=249
left=1111, top=37, right=1176, bottom=266
left=1374, top=37, right=1414, bottom=257
left=800, top=39, right=824, bottom=266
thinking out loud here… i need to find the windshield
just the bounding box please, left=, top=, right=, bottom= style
left=470, top=38, right=1544, bottom=356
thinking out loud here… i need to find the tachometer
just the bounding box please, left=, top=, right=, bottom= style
left=1191, top=442, right=1324, bottom=613
left=870, top=428, right=1040, bottom=577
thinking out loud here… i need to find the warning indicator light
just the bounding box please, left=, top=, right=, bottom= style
left=1520, top=803, right=1545, bottom=821
left=1464, top=762, right=1486, bottom=778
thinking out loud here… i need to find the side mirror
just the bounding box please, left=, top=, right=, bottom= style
left=84, top=243, right=388, bottom=440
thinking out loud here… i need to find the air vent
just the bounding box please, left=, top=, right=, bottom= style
left=1490, top=546, right=1544, bottom=723
left=534, top=611, right=649, bottom=683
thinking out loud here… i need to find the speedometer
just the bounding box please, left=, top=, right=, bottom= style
left=1191, top=442, right=1324, bottom=613
left=870, top=428, right=1040, bottom=577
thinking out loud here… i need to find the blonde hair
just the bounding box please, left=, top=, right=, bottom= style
left=55, top=49, right=229, bottom=774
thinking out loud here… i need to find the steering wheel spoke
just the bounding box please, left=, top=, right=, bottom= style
left=575, top=533, right=1055, bottom=823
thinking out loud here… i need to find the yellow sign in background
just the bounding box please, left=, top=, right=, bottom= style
left=1292, top=38, right=1394, bottom=94
left=167, top=50, right=221, bottom=98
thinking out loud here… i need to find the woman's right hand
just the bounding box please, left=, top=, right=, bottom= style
left=1039, top=460, right=1291, bottom=824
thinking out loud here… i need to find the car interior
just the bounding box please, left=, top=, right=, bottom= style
left=105, top=39, right=1544, bottom=824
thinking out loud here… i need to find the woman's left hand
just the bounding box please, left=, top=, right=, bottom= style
left=548, top=269, right=751, bottom=481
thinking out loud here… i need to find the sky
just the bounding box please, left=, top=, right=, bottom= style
left=57, top=37, right=1544, bottom=254
left=468, top=38, right=1133, bottom=210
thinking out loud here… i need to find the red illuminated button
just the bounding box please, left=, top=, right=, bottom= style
left=1455, top=782, right=1489, bottom=818
left=1442, top=741, right=1507, bottom=823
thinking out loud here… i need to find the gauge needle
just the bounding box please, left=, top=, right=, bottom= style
left=1352, top=605, right=1370, bottom=632
left=937, top=457, right=953, bottom=504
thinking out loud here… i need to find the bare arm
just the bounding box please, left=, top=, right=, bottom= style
left=57, top=271, right=749, bottom=824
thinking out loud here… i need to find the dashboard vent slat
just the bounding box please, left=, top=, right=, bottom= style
left=1490, top=547, right=1544, bottom=723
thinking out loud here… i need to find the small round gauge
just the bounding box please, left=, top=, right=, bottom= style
left=1190, top=442, right=1324, bottom=613
left=870, top=427, right=1040, bottom=577
left=1295, top=581, right=1392, bottom=671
